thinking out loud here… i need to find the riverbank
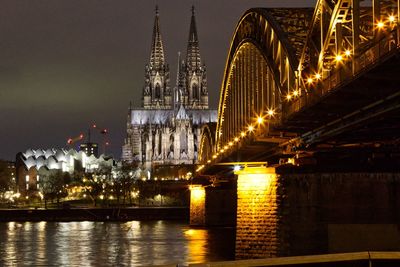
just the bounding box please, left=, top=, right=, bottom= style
left=0, top=207, right=189, bottom=222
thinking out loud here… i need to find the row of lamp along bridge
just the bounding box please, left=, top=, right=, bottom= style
left=188, top=2, right=400, bottom=260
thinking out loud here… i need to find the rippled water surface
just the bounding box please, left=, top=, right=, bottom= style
left=0, top=221, right=235, bottom=266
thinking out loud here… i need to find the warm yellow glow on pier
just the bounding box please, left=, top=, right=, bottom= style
left=235, top=166, right=278, bottom=258
left=189, top=185, right=206, bottom=226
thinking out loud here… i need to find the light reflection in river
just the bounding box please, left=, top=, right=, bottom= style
left=0, top=221, right=234, bottom=266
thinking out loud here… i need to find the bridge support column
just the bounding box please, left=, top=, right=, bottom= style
left=189, top=185, right=206, bottom=226
left=235, top=166, right=283, bottom=259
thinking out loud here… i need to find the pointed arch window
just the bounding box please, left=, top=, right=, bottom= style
left=155, top=83, right=161, bottom=98
left=192, top=83, right=198, bottom=100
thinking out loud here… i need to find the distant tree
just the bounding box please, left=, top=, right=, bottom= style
left=116, top=163, right=140, bottom=205
left=82, top=171, right=109, bottom=207
left=39, top=170, right=69, bottom=208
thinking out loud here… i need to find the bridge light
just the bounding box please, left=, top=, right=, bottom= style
left=257, top=116, right=264, bottom=124
left=315, top=73, right=321, bottom=80
left=220, top=149, right=225, bottom=153
left=207, top=160, right=211, bottom=163
left=248, top=125, right=254, bottom=132
left=234, top=137, right=239, bottom=142
left=241, top=131, right=246, bottom=137
left=345, top=50, right=351, bottom=57
left=229, top=142, right=233, bottom=146
left=293, top=90, right=299, bottom=97
left=267, top=109, right=275, bottom=117
left=335, top=54, right=343, bottom=62
left=286, top=94, right=292, bottom=101
left=212, top=155, right=217, bottom=159
left=307, top=77, right=313, bottom=84
left=224, top=145, right=228, bottom=149
left=377, top=21, right=385, bottom=29
left=389, top=15, right=396, bottom=23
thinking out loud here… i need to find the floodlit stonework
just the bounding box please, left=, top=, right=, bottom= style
left=122, top=6, right=217, bottom=171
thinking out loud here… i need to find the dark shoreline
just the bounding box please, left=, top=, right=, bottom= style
left=0, top=207, right=189, bottom=222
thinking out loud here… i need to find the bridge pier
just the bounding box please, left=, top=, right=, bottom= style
left=189, top=185, right=206, bottom=226
left=233, top=166, right=400, bottom=259
left=234, top=166, right=284, bottom=259
left=189, top=183, right=237, bottom=227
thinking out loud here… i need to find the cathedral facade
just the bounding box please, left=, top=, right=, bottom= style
left=121, top=7, right=217, bottom=171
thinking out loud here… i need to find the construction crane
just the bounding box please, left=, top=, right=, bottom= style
left=66, top=133, right=84, bottom=148
left=66, top=123, right=110, bottom=155
left=91, top=123, right=110, bottom=155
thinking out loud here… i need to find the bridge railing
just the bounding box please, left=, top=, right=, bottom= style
left=285, top=28, right=399, bottom=119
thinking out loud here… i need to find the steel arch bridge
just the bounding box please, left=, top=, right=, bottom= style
left=198, top=0, right=400, bottom=170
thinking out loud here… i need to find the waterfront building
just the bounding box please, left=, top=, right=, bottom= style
left=121, top=6, right=217, bottom=174
left=15, top=148, right=116, bottom=196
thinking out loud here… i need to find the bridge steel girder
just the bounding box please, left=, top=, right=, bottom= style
left=288, top=0, right=398, bottom=117
left=198, top=123, right=216, bottom=164
left=215, top=9, right=311, bottom=156
left=199, top=1, right=399, bottom=171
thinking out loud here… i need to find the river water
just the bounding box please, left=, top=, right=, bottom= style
left=0, top=221, right=235, bottom=266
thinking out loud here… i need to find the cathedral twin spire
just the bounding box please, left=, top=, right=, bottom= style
left=143, top=6, right=208, bottom=110
left=186, top=6, right=201, bottom=69
left=149, top=6, right=165, bottom=69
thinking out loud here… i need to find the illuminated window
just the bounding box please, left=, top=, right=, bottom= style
left=26, top=175, right=29, bottom=183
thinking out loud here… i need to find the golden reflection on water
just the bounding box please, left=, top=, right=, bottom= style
left=184, top=228, right=208, bottom=264
left=0, top=221, right=233, bottom=266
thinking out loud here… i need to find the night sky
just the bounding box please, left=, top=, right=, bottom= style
left=0, top=0, right=315, bottom=161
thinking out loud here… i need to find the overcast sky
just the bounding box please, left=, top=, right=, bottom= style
left=0, top=0, right=316, bottom=160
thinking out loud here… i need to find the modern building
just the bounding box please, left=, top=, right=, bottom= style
left=79, top=142, right=99, bottom=157
left=0, top=160, right=16, bottom=193
left=15, top=148, right=116, bottom=196
left=122, top=6, right=217, bottom=172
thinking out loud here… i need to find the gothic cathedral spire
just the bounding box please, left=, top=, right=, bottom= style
left=143, top=6, right=172, bottom=109
left=186, top=6, right=201, bottom=69
left=178, top=6, right=208, bottom=109
left=150, top=5, right=165, bottom=68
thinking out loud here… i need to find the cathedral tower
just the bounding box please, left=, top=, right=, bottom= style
left=122, top=6, right=217, bottom=167
left=178, top=6, right=208, bottom=109
left=143, top=6, right=172, bottom=109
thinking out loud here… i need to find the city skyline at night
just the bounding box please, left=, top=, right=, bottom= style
left=0, top=0, right=315, bottom=160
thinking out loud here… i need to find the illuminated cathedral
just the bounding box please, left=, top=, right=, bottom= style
left=121, top=6, right=217, bottom=171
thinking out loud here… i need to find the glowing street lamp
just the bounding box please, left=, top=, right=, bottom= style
left=335, top=54, right=343, bottom=62
left=248, top=125, right=254, bottom=132
left=377, top=21, right=385, bottom=29
left=257, top=116, right=264, bottom=124
left=267, top=109, right=275, bottom=117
